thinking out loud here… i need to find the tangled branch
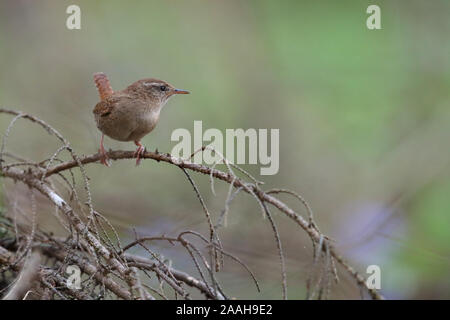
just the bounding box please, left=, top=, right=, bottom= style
left=0, top=108, right=382, bottom=300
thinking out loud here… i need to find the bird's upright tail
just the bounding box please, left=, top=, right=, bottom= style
left=93, top=72, right=113, bottom=101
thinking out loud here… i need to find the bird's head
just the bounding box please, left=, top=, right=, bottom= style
left=127, top=78, right=189, bottom=107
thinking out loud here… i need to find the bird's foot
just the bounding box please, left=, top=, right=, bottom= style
left=99, top=149, right=110, bottom=167
left=133, top=145, right=146, bottom=166
left=99, top=134, right=110, bottom=167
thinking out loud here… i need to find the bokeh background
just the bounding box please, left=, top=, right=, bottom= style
left=1, top=0, right=449, bottom=299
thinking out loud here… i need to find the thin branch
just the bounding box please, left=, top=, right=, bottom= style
left=0, top=108, right=383, bottom=299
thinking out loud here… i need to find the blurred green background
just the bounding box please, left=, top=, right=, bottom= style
left=1, top=0, right=449, bottom=299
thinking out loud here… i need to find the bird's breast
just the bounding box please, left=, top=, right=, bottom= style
left=138, top=107, right=160, bottom=129
left=123, top=107, right=160, bottom=141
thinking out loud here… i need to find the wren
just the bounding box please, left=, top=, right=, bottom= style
left=93, top=72, right=189, bottom=166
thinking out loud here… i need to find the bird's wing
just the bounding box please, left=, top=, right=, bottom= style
left=93, top=100, right=114, bottom=117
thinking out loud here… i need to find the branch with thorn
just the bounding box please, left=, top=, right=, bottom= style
left=0, top=108, right=383, bottom=300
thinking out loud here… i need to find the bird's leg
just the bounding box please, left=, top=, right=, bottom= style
left=99, top=134, right=110, bottom=167
left=133, top=140, right=146, bottom=166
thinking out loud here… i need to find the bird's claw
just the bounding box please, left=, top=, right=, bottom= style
left=134, top=145, right=146, bottom=166
left=99, top=149, right=110, bottom=167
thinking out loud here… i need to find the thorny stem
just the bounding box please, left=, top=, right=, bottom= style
left=0, top=108, right=383, bottom=299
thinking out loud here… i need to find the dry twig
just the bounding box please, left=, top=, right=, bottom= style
left=0, top=108, right=382, bottom=300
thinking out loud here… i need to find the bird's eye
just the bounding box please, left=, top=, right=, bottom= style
left=160, top=85, right=167, bottom=91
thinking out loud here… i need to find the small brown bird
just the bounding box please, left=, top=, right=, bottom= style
left=93, top=73, right=189, bottom=166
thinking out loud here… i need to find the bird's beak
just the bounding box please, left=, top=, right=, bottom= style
left=173, top=88, right=190, bottom=95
